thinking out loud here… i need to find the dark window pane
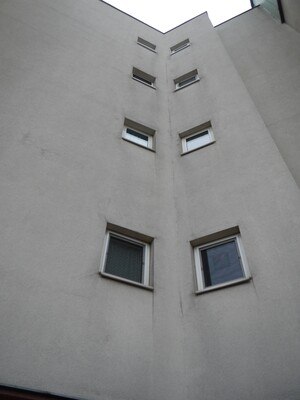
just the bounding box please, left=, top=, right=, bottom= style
left=178, top=75, right=196, bottom=87
left=201, top=240, right=244, bottom=287
left=126, top=128, right=148, bottom=142
left=186, top=131, right=209, bottom=143
left=133, top=74, right=153, bottom=86
left=105, top=236, right=144, bottom=283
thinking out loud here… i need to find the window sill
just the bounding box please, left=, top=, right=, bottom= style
left=100, top=271, right=154, bottom=291
left=195, top=276, right=252, bottom=295
left=132, top=77, right=156, bottom=89
left=174, top=78, right=200, bottom=92
left=122, top=137, right=156, bottom=152
left=181, top=140, right=215, bottom=156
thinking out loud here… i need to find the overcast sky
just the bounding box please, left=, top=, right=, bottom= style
left=104, top=0, right=252, bottom=31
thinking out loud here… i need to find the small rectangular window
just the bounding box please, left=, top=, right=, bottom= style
left=100, top=224, right=153, bottom=289
left=122, top=118, right=156, bottom=151
left=170, top=39, right=190, bottom=54
left=132, top=67, right=156, bottom=88
left=124, top=127, right=151, bottom=148
left=180, top=122, right=215, bottom=154
left=174, top=69, right=199, bottom=90
left=137, top=37, right=156, bottom=52
left=192, top=228, right=251, bottom=293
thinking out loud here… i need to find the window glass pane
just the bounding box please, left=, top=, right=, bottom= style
left=200, top=240, right=244, bottom=287
left=174, top=44, right=187, bottom=52
left=105, top=236, right=144, bottom=283
left=178, top=76, right=196, bottom=87
left=125, top=128, right=149, bottom=147
left=186, top=131, right=210, bottom=151
left=133, top=74, right=152, bottom=86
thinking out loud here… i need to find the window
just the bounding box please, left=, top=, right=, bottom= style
left=132, top=67, right=156, bottom=88
left=180, top=122, right=215, bottom=154
left=191, top=227, right=251, bottom=293
left=174, top=69, right=199, bottom=90
left=123, top=127, right=152, bottom=148
left=122, top=118, right=156, bottom=151
left=100, top=224, right=153, bottom=289
left=137, top=37, right=156, bottom=52
left=170, top=38, right=190, bottom=54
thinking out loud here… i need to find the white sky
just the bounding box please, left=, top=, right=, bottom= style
left=104, top=0, right=252, bottom=31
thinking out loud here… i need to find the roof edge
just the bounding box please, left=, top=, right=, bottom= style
left=163, top=12, right=208, bottom=34
left=214, top=6, right=258, bottom=28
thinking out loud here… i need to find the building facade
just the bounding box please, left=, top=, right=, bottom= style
left=0, top=1, right=300, bottom=399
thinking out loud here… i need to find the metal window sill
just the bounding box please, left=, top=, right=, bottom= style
left=181, top=140, right=215, bottom=156
left=122, top=137, right=156, bottom=152
left=195, top=276, right=252, bottom=295
left=100, top=271, right=154, bottom=291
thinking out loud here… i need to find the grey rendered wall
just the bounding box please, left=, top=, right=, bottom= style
left=0, top=1, right=165, bottom=399
left=165, top=13, right=300, bottom=400
left=281, top=0, right=300, bottom=32
left=1, top=2, right=300, bottom=400
left=217, top=7, right=300, bottom=187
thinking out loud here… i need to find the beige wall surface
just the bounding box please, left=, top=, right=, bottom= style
left=1, top=2, right=300, bottom=400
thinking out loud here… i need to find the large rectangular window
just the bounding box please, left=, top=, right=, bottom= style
left=192, top=228, right=251, bottom=293
left=200, top=239, right=245, bottom=287
left=105, top=235, right=145, bottom=283
left=100, top=224, right=153, bottom=289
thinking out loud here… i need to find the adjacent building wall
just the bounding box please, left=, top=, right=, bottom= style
left=281, top=0, right=300, bottom=32
left=1, top=2, right=300, bottom=400
left=217, top=6, right=300, bottom=187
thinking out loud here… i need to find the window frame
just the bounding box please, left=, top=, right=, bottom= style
left=181, top=127, right=215, bottom=154
left=122, top=126, right=153, bottom=149
left=193, top=234, right=251, bottom=294
left=137, top=37, right=156, bottom=52
left=174, top=69, right=200, bottom=91
left=132, top=67, right=156, bottom=88
left=100, top=227, right=153, bottom=290
left=122, top=118, right=156, bottom=151
left=170, top=39, right=190, bottom=54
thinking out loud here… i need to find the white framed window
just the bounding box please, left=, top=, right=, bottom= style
left=132, top=67, right=156, bottom=88
left=123, top=127, right=152, bottom=148
left=122, top=118, right=156, bottom=151
left=174, top=69, right=199, bottom=90
left=182, top=128, right=214, bottom=153
left=100, top=225, right=153, bottom=289
left=137, top=37, right=156, bottom=52
left=193, top=231, right=251, bottom=293
left=180, top=122, right=215, bottom=154
left=170, top=39, right=190, bottom=54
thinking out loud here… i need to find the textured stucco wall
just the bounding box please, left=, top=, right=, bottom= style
left=1, top=2, right=300, bottom=400
left=281, top=0, right=300, bottom=32
left=217, top=7, right=300, bottom=187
